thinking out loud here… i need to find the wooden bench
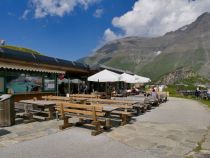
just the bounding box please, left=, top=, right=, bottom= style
left=144, top=97, right=158, bottom=108
left=111, top=110, right=133, bottom=125
left=157, top=92, right=168, bottom=103
left=56, top=102, right=111, bottom=136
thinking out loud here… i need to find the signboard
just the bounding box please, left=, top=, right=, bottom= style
left=44, top=79, right=55, bottom=91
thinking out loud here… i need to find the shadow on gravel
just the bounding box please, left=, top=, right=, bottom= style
left=0, top=129, right=11, bottom=136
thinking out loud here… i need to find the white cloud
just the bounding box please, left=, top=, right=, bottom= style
left=103, top=28, right=122, bottom=43
left=93, top=8, right=103, bottom=18
left=21, top=10, right=30, bottom=20
left=93, top=28, right=121, bottom=50
left=29, top=0, right=100, bottom=18
left=105, top=0, right=210, bottom=39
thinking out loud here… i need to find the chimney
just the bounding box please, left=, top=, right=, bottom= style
left=0, top=39, right=5, bottom=46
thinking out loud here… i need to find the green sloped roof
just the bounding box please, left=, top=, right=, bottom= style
left=0, top=45, right=42, bottom=55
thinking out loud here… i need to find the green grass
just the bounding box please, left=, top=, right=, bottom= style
left=0, top=45, right=42, bottom=55
left=180, top=75, right=210, bottom=85
left=200, top=99, right=210, bottom=108
left=193, top=142, right=203, bottom=152
left=164, top=75, right=210, bottom=96
left=164, top=81, right=210, bottom=108
left=107, top=55, right=136, bottom=71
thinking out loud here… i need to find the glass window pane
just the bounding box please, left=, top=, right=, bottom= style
left=0, top=77, right=4, bottom=93
left=6, top=74, right=42, bottom=93
left=44, top=79, right=55, bottom=91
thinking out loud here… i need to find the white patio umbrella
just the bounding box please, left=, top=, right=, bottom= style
left=88, top=69, right=120, bottom=95
left=88, top=69, right=120, bottom=82
left=134, top=75, right=151, bottom=83
left=119, top=73, right=136, bottom=83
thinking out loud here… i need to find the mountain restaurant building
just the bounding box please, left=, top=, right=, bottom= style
left=0, top=47, right=89, bottom=101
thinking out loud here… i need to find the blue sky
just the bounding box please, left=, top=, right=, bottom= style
left=0, top=0, right=136, bottom=60
left=0, top=0, right=209, bottom=61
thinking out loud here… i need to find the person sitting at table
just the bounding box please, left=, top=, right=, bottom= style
left=151, top=88, right=158, bottom=101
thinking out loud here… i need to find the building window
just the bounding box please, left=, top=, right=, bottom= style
left=6, top=73, right=42, bottom=93
left=0, top=77, right=4, bottom=93
left=44, top=79, right=55, bottom=91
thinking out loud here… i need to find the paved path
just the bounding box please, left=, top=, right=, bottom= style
left=0, top=97, right=210, bottom=158
left=109, top=97, right=210, bottom=157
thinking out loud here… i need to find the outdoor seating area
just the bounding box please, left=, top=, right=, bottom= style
left=12, top=92, right=167, bottom=136
left=2, top=5, right=210, bottom=157
left=0, top=47, right=164, bottom=137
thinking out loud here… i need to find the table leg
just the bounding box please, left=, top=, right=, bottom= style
left=24, top=103, right=28, bottom=114
left=104, top=111, right=111, bottom=130
left=135, top=107, right=140, bottom=116
left=48, top=107, right=54, bottom=120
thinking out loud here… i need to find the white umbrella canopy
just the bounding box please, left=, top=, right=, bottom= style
left=134, top=75, right=151, bottom=83
left=88, top=69, right=120, bottom=82
left=119, top=73, right=136, bottom=83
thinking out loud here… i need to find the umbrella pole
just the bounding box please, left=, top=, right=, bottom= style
left=56, top=77, right=59, bottom=96
left=106, top=82, right=107, bottom=98
left=68, top=77, right=70, bottom=94
left=98, top=79, right=99, bottom=92
left=78, top=80, right=79, bottom=94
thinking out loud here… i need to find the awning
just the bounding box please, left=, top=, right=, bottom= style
left=0, top=62, right=65, bottom=74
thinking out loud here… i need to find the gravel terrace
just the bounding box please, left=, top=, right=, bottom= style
left=0, top=97, right=210, bottom=158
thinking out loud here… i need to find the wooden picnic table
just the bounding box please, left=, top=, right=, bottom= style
left=18, top=100, right=56, bottom=120
left=87, top=98, right=147, bottom=115
left=101, top=105, right=118, bottom=112
left=86, top=98, right=137, bottom=105
left=93, top=103, right=133, bottom=126
left=42, top=95, right=88, bottom=104
left=98, top=104, right=119, bottom=118
left=86, top=98, right=139, bottom=112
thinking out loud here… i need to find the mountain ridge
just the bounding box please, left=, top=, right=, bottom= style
left=79, top=12, right=210, bottom=82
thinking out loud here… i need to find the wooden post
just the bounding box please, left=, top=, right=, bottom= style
left=48, top=107, right=54, bottom=120
left=60, top=103, right=64, bottom=119
left=121, top=114, right=127, bottom=126
left=92, top=106, right=97, bottom=122
left=91, top=106, right=102, bottom=136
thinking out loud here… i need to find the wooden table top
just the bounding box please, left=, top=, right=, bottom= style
left=87, top=98, right=138, bottom=105
left=90, top=102, right=132, bottom=110
left=101, top=105, right=119, bottom=112
left=70, top=94, right=100, bottom=98
left=19, top=100, right=56, bottom=106
left=71, top=98, right=88, bottom=101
